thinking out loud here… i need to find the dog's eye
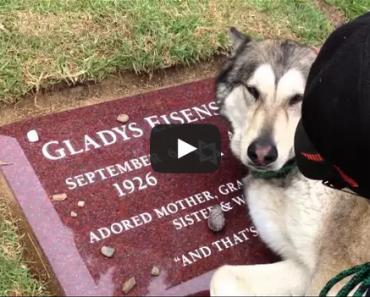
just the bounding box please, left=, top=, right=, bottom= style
left=289, top=94, right=303, bottom=106
left=247, top=86, right=259, bottom=100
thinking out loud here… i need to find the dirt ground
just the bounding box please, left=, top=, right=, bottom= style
left=0, top=56, right=224, bottom=127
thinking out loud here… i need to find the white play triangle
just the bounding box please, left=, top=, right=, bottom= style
left=177, top=139, right=197, bottom=159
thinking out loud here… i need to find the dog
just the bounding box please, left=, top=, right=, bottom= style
left=209, top=27, right=370, bottom=296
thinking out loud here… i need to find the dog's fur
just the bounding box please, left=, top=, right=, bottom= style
left=210, top=28, right=370, bottom=296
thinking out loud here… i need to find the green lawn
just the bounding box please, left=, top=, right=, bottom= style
left=0, top=0, right=369, bottom=295
left=327, top=0, right=370, bottom=20
left=0, top=0, right=350, bottom=105
left=0, top=201, right=49, bottom=296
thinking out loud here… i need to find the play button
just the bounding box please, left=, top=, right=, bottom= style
left=150, top=124, right=221, bottom=173
left=178, top=139, right=197, bottom=159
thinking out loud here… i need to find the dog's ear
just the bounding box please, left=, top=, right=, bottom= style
left=229, top=27, right=252, bottom=53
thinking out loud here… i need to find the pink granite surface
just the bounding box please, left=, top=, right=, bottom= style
left=0, top=78, right=279, bottom=296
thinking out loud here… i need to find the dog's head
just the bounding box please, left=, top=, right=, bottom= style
left=216, top=27, right=317, bottom=172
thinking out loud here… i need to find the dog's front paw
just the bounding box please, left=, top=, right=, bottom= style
left=210, top=261, right=309, bottom=296
left=210, top=265, right=252, bottom=296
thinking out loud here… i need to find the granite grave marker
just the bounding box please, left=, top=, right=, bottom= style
left=0, top=78, right=279, bottom=296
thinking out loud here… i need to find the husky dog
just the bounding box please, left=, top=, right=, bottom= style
left=210, top=28, right=370, bottom=296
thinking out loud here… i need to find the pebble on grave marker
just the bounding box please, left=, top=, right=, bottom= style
left=27, top=130, right=39, bottom=142
left=151, top=266, right=160, bottom=276
left=117, top=113, right=129, bottom=123
left=101, top=246, right=115, bottom=258
left=78, top=201, right=85, bottom=207
left=51, top=193, right=67, bottom=201
left=208, top=204, right=225, bottom=232
left=70, top=211, right=77, bottom=217
left=122, top=277, right=136, bottom=294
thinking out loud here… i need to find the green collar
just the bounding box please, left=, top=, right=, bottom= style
left=250, top=160, right=298, bottom=179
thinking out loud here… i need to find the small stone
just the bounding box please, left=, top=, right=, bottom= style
left=27, top=130, right=39, bottom=142
left=208, top=204, right=225, bottom=232
left=51, top=193, right=67, bottom=201
left=117, top=114, right=129, bottom=123
left=101, top=246, right=115, bottom=258
left=78, top=201, right=85, bottom=207
left=70, top=211, right=77, bottom=217
left=151, top=266, right=160, bottom=276
left=122, top=277, right=136, bottom=294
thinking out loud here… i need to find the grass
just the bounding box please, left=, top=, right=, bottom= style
left=0, top=0, right=347, bottom=105
left=0, top=201, right=48, bottom=296
left=0, top=0, right=369, bottom=295
left=256, top=0, right=333, bottom=44
left=326, top=0, right=370, bottom=20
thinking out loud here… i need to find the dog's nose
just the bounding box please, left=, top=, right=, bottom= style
left=247, top=140, right=278, bottom=165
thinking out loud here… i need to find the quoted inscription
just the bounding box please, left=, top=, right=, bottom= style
left=173, top=227, right=258, bottom=267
